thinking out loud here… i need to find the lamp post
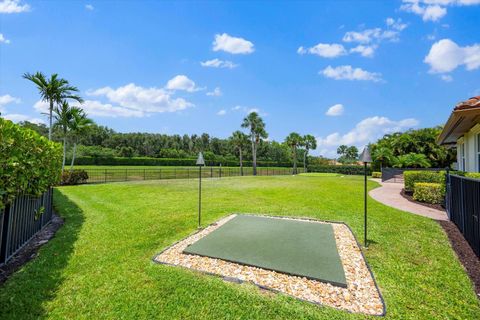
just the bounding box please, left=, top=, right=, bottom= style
left=359, top=146, right=372, bottom=248
left=196, top=152, right=205, bottom=228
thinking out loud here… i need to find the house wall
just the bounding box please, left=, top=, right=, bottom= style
left=456, top=123, right=480, bottom=172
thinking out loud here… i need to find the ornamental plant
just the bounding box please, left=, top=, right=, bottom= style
left=0, top=118, right=62, bottom=209
left=413, top=182, right=444, bottom=204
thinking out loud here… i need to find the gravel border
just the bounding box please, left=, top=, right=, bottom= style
left=153, top=214, right=385, bottom=316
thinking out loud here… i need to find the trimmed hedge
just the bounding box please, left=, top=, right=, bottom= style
left=372, top=171, right=381, bottom=178
left=413, top=182, right=444, bottom=204
left=61, top=170, right=89, bottom=185
left=307, top=165, right=371, bottom=175
left=68, top=156, right=293, bottom=168
left=0, top=118, right=62, bottom=209
left=465, top=172, right=480, bottom=180
left=404, top=171, right=445, bottom=193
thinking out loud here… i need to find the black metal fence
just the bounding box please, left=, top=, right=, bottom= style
left=0, top=188, right=53, bottom=265
left=81, top=167, right=305, bottom=184
left=381, top=167, right=443, bottom=182
left=446, top=174, right=480, bottom=258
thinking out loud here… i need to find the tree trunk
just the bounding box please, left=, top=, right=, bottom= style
left=251, top=137, right=257, bottom=176
left=48, top=100, right=53, bottom=140
left=62, top=136, right=67, bottom=173
left=239, top=148, right=243, bottom=176
left=70, top=142, right=77, bottom=171
left=303, top=149, right=307, bottom=173
left=293, top=146, right=297, bottom=174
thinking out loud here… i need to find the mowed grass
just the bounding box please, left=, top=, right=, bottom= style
left=74, top=165, right=294, bottom=170
left=0, top=175, right=479, bottom=319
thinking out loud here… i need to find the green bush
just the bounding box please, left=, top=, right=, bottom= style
left=404, top=171, right=445, bottom=193
left=465, top=172, right=480, bottom=180
left=0, top=118, right=62, bottom=209
left=413, top=182, right=444, bottom=204
left=372, top=171, right=382, bottom=178
left=68, top=156, right=293, bottom=168
left=307, top=165, right=371, bottom=175
left=61, top=170, right=89, bottom=185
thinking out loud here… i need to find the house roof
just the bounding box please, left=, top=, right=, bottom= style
left=437, top=96, right=480, bottom=146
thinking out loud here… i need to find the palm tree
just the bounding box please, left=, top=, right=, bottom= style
left=393, top=153, right=431, bottom=168
left=69, top=108, right=94, bottom=171
left=53, top=101, right=74, bottom=173
left=302, top=134, right=317, bottom=172
left=285, top=132, right=303, bottom=174
left=23, top=72, right=83, bottom=140
left=230, top=130, right=249, bottom=176
left=241, top=112, right=267, bottom=176
left=372, top=146, right=394, bottom=169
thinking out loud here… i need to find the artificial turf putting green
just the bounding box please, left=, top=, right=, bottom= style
left=183, top=215, right=347, bottom=287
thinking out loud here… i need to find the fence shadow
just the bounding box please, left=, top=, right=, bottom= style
left=0, top=189, right=85, bottom=318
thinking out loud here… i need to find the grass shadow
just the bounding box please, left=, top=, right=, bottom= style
left=0, top=189, right=85, bottom=319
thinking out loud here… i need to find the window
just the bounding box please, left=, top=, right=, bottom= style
left=461, top=143, right=466, bottom=171
left=477, top=134, right=480, bottom=172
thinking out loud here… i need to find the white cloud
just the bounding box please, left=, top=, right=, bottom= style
left=200, top=58, right=238, bottom=69
left=343, top=28, right=400, bottom=44
left=297, top=43, right=346, bottom=58
left=165, top=75, right=202, bottom=92
left=317, top=116, right=419, bottom=157
left=85, top=4, right=94, bottom=11
left=216, top=109, right=226, bottom=116
left=400, top=0, right=480, bottom=22
left=0, top=0, right=30, bottom=13
left=386, top=17, right=408, bottom=31
left=34, top=99, right=144, bottom=118
left=326, top=104, right=344, bottom=116
left=231, top=105, right=242, bottom=111
left=212, top=33, right=254, bottom=54
left=0, top=33, right=11, bottom=44
left=206, top=87, right=222, bottom=97
left=321, top=65, right=382, bottom=82
left=231, top=105, right=267, bottom=116
left=0, top=94, right=20, bottom=107
left=2, top=113, right=45, bottom=124
left=350, top=45, right=377, bottom=58
left=87, top=83, right=193, bottom=115
left=441, top=74, right=453, bottom=81
left=424, top=39, right=480, bottom=73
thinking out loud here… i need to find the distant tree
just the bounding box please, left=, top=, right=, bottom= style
left=230, top=131, right=249, bottom=176
left=23, top=72, right=83, bottom=140
left=18, top=121, right=49, bottom=137
left=337, top=145, right=359, bottom=164
left=372, top=146, right=394, bottom=169
left=241, top=112, right=268, bottom=175
left=53, top=101, right=74, bottom=172
left=118, top=146, right=135, bottom=158
left=69, top=107, right=94, bottom=170
left=285, top=132, right=303, bottom=174
left=337, top=145, right=348, bottom=157
left=302, top=134, right=317, bottom=172
left=345, top=146, right=359, bottom=160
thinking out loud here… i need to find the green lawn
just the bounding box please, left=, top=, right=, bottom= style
left=0, top=175, right=479, bottom=319
left=74, top=165, right=295, bottom=170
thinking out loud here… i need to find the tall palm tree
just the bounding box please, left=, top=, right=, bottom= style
left=302, top=134, right=317, bottom=172
left=69, top=108, right=94, bottom=171
left=230, top=130, right=249, bottom=176
left=241, top=112, right=267, bottom=176
left=53, top=101, right=74, bottom=173
left=285, top=132, right=303, bottom=174
left=23, top=72, right=83, bottom=140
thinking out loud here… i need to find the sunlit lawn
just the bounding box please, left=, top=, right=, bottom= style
left=0, top=175, right=478, bottom=319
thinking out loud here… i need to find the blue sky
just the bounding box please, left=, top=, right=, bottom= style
left=1, top=0, right=480, bottom=157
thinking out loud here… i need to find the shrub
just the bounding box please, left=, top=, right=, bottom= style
left=0, top=118, right=62, bottom=209
left=372, top=171, right=382, bottom=178
left=61, top=170, right=89, bottom=185
left=465, top=172, right=480, bottom=180
left=307, top=165, right=371, bottom=175
left=413, top=182, right=444, bottom=204
left=404, top=171, right=445, bottom=193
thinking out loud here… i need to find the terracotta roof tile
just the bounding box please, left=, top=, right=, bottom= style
left=454, top=96, right=480, bottom=110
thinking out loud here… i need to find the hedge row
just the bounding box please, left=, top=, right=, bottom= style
left=404, top=171, right=445, bottom=193
left=0, top=118, right=62, bottom=209
left=307, top=165, right=371, bottom=175
left=68, top=156, right=293, bottom=168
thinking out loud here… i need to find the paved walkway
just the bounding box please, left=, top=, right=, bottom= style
left=369, top=179, right=448, bottom=221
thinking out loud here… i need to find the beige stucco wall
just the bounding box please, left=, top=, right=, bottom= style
left=457, top=123, right=480, bottom=172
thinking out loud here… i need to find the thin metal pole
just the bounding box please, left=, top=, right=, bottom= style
left=198, top=166, right=202, bottom=228
left=364, top=162, right=368, bottom=248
